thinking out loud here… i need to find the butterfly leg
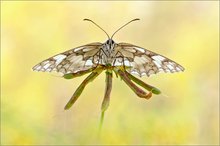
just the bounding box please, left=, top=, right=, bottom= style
left=99, top=70, right=113, bottom=131
left=125, top=71, right=161, bottom=95
left=64, top=70, right=103, bottom=110
left=116, top=68, right=151, bottom=99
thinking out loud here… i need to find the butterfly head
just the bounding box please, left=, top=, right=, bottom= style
left=106, top=39, right=115, bottom=45
left=105, top=39, right=116, bottom=50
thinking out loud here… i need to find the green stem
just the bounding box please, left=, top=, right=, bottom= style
left=98, top=110, right=105, bottom=135
left=116, top=69, right=152, bottom=99
left=101, top=71, right=113, bottom=112
left=63, top=65, right=105, bottom=79
left=125, top=71, right=161, bottom=95
left=63, top=68, right=94, bottom=79
left=64, top=70, right=102, bottom=110
left=98, top=71, right=113, bottom=133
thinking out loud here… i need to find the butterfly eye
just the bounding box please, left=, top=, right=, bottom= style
left=106, top=39, right=115, bottom=45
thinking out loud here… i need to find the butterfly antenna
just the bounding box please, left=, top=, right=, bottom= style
left=111, top=18, right=140, bottom=39
left=84, top=18, right=110, bottom=40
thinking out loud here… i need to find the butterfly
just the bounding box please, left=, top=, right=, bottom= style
left=33, top=18, right=184, bottom=128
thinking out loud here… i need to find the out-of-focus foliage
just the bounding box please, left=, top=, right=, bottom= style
left=1, top=1, right=219, bottom=145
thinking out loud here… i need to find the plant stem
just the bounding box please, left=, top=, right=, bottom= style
left=64, top=70, right=102, bottom=110
left=63, top=65, right=105, bottom=79
left=98, top=110, right=105, bottom=135
left=99, top=70, right=113, bottom=133
left=116, top=69, right=152, bottom=99
left=125, top=71, right=161, bottom=95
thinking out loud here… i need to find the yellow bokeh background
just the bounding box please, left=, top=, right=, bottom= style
left=1, top=1, right=219, bottom=145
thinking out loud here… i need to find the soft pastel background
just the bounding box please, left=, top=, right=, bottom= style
left=1, top=1, right=219, bottom=145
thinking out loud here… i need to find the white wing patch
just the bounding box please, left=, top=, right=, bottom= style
left=152, top=55, right=165, bottom=61
left=53, top=54, right=67, bottom=65
left=117, top=43, right=184, bottom=77
left=32, top=43, right=102, bottom=75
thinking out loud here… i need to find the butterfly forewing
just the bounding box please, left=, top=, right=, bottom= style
left=32, top=42, right=103, bottom=75
left=117, top=43, right=184, bottom=77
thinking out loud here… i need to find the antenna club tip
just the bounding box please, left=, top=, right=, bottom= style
left=83, top=18, right=90, bottom=21
left=134, top=18, right=140, bottom=21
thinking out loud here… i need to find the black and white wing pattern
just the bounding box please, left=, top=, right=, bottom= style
left=32, top=42, right=103, bottom=75
left=116, top=43, right=184, bottom=77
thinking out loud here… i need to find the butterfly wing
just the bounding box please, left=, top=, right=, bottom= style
left=115, top=43, right=184, bottom=77
left=32, top=42, right=103, bottom=75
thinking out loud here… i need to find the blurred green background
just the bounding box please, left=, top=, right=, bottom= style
left=1, top=1, right=219, bottom=145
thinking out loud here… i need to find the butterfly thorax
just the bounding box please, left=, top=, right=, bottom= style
left=101, top=39, right=117, bottom=65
